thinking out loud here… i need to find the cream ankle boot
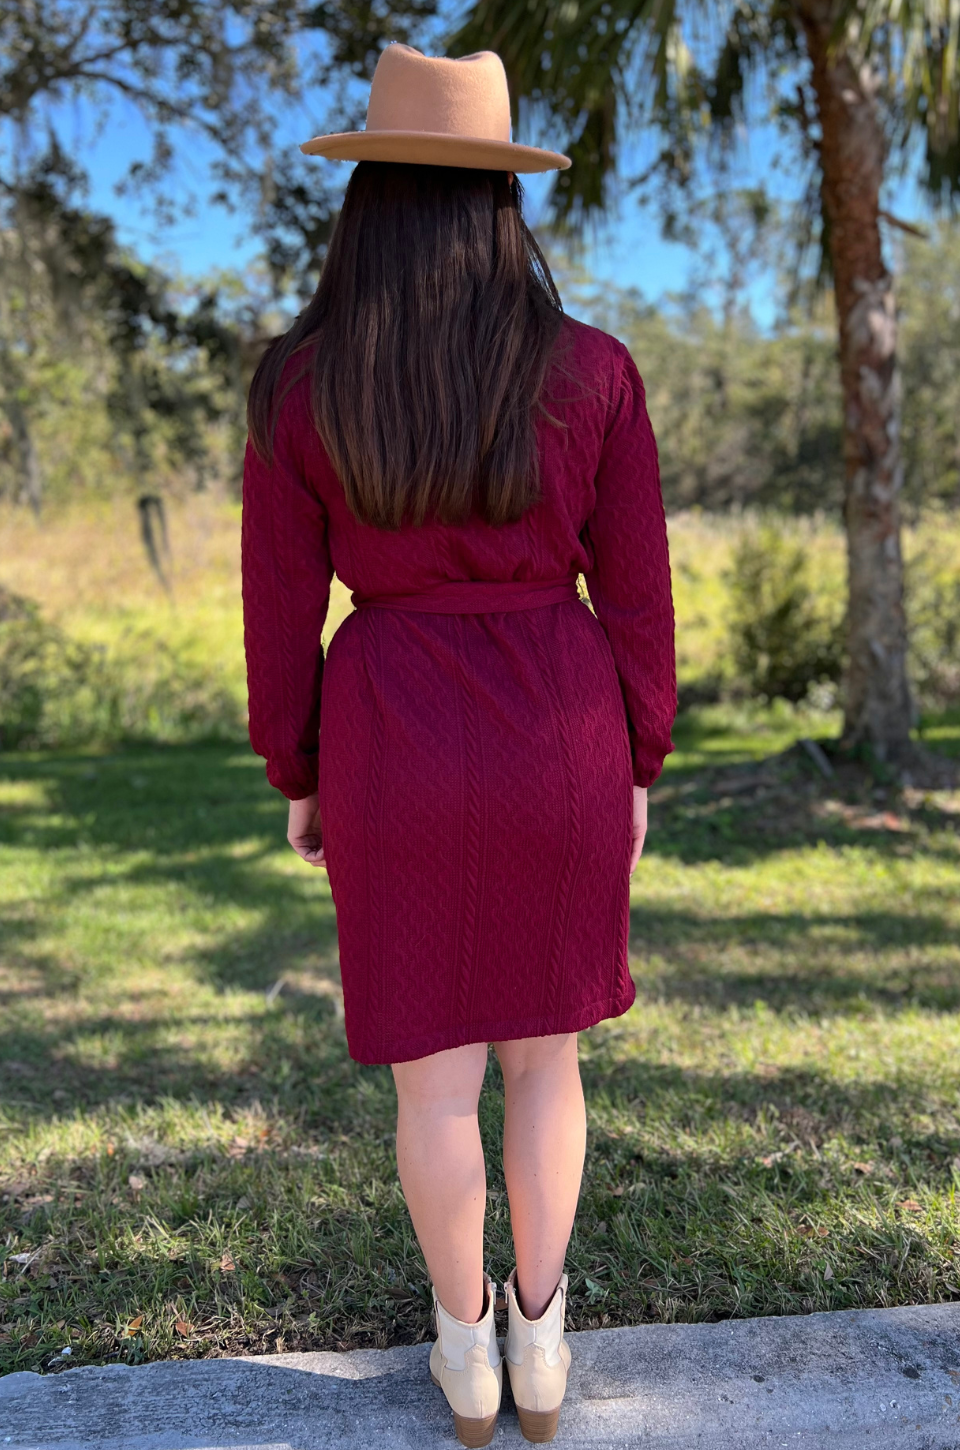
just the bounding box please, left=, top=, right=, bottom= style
left=504, top=1269, right=571, bottom=1443
left=429, top=1274, right=502, bottom=1448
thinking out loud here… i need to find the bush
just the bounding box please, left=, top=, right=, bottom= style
left=0, top=585, right=244, bottom=750
left=907, top=535, right=960, bottom=711
left=727, top=524, right=845, bottom=704
left=0, top=588, right=109, bottom=749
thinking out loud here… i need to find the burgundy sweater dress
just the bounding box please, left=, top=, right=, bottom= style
left=242, top=317, right=676, bottom=1065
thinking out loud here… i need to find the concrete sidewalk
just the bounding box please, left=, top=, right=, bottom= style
left=2, top=1303, right=959, bottom=1449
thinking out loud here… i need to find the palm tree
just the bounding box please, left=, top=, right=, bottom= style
left=452, top=0, right=960, bottom=769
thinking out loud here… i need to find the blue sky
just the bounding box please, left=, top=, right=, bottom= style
left=53, top=57, right=931, bottom=330
left=72, top=95, right=706, bottom=294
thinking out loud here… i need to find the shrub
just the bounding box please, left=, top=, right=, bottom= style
left=906, top=535, right=960, bottom=710
left=0, top=588, right=110, bottom=749
left=0, top=585, right=244, bottom=750
left=727, top=524, right=845, bottom=704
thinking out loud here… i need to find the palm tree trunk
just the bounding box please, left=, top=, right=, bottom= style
left=799, top=3, right=914, bottom=764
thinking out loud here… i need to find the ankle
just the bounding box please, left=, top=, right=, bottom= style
left=517, top=1285, right=549, bottom=1321
left=435, top=1278, right=488, bottom=1325
left=513, top=1271, right=561, bottom=1322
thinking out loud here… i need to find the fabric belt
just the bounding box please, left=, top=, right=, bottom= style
left=352, top=577, right=580, bottom=615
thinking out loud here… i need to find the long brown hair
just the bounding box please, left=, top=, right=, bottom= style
left=247, top=162, right=564, bottom=529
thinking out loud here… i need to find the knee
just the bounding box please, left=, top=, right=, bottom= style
left=495, top=1032, right=578, bottom=1084
left=393, top=1042, right=488, bottom=1117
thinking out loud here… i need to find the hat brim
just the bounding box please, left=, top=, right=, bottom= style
left=299, top=129, right=571, bottom=174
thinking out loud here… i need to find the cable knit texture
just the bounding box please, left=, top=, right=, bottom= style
left=242, top=317, right=676, bottom=1064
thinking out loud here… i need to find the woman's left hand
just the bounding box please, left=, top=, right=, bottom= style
left=629, top=786, right=648, bottom=874
left=288, top=793, right=326, bottom=868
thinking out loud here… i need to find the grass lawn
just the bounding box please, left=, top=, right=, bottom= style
left=2, top=708, right=959, bottom=1375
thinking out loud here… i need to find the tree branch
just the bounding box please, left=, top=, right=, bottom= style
left=878, top=209, right=929, bottom=239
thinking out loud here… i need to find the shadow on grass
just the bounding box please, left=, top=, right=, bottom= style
left=0, top=739, right=958, bottom=1121
left=650, top=707, right=960, bottom=867
left=3, top=726, right=960, bottom=1372
left=647, top=783, right=960, bottom=869
left=0, top=743, right=351, bottom=1117
left=0, top=744, right=340, bottom=982
left=3, top=726, right=957, bottom=872
left=3, top=1050, right=959, bottom=1374
left=629, top=902, right=960, bottom=1013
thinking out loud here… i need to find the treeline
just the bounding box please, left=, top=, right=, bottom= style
left=2, top=204, right=959, bottom=516
left=0, top=156, right=268, bottom=512
left=576, top=223, right=960, bottom=517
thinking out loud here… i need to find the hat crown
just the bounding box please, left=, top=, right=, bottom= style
left=365, top=45, right=511, bottom=143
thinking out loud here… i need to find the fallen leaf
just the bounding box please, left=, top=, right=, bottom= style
left=220, top=1252, right=236, bottom=1273
left=128, top=1174, right=145, bottom=1192
left=817, top=1227, right=830, bottom=1237
left=898, top=1199, right=923, bottom=1212
left=852, top=1161, right=873, bottom=1174
left=127, top=1315, right=144, bottom=1331
left=174, top=1319, right=193, bottom=1336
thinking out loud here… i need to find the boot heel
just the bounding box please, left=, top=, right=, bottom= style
left=517, top=1405, right=561, bottom=1442
left=452, top=1410, right=499, bottom=1447
left=432, top=1372, right=499, bottom=1445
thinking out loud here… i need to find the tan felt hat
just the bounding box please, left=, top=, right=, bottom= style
left=300, top=45, right=571, bottom=174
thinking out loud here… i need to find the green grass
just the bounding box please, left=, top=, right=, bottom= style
left=2, top=709, right=959, bottom=1376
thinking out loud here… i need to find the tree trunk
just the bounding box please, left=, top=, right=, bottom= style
left=799, top=3, right=914, bottom=764
left=0, top=371, right=42, bottom=516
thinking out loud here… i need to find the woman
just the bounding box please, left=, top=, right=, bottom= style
left=242, top=44, right=675, bottom=1449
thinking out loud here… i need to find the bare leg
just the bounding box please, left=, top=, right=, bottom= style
left=392, top=1041, right=490, bottom=1324
left=494, top=1033, right=586, bottom=1321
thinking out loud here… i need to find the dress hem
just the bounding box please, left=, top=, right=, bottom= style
left=346, top=980, right=638, bottom=1066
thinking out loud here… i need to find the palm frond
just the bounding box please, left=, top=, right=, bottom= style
left=852, top=0, right=960, bottom=199
left=450, top=0, right=704, bottom=222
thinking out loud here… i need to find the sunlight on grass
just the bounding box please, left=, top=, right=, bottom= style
left=1, top=498, right=959, bottom=1374
left=1, top=727, right=958, bottom=1373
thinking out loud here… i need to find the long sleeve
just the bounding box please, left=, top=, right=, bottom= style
left=241, top=397, right=333, bottom=800
left=583, top=344, right=677, bottom=788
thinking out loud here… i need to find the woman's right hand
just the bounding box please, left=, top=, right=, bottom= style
left=288, top=793, right=326, bottom=868
left=629, top=786, right=648, bottom=873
